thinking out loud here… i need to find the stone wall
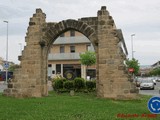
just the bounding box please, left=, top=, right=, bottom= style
left=3, top=6, right=138, bottom=99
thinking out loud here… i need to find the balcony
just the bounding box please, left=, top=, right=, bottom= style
left=54, top=36, right=90, bottom=45
left=117, top=29, right=128, bottom=56
left=48, top=53, right=80, bottom=60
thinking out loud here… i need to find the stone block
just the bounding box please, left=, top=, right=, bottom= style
left=116, top=95, right=125, bottom=100
left=99, top=59, right=106, bottom=64
left=12, top=89, right=18, bottom=94
left=130, top=88, right=138, bottom=93
left=124, top=90, right=129, bottom=94
left=8, top=83, right=13, bottom=88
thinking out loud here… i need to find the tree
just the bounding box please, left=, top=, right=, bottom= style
left=126, top=58, right=140, bottom=75
left=149, top=68, right=160, bottom=76
left=80, top=51, right=96, bottom=67
left=80, top=51, right=96, bottom=79
left=8, top=64, right=20, bottom=72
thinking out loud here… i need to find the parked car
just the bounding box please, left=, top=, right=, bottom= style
left=0, top=71, right=13, bottom=81
left=157, top=78, right=160, bottom=82
left=140, top=79, right=154, bottom=90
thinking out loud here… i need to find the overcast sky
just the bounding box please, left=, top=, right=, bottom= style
left=0, top=0, right=160, bottom=65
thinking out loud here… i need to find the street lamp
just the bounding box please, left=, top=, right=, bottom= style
left=4, top=21, right=9, bottom=84
left=131, top=34, right=135, bottom=59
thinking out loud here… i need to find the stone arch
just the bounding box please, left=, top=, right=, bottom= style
left=44, top=19, right=97, bottom=52
left=3, top=6, right=138, bottom=99
left=42, top=19, right=98, bottom=80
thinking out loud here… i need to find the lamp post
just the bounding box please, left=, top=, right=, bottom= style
left=131, top=34, right=136, bottom=81
left=131, top=34, right=135, bottom=59
left=4, top=21, right=8, bottom=84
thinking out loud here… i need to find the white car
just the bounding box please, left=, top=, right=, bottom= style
left=157, top=78, right=160, bottom=82
left=140, top=80, right=154, bottom=90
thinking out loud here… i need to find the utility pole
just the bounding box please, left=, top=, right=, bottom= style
left=4, top=21, right=9, bottom=84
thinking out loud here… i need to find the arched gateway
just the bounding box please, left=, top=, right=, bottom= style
left=3, top=6, right=137, bottom=99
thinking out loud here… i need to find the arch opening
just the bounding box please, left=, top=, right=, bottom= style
left=47, top=29, right=96, bottom=82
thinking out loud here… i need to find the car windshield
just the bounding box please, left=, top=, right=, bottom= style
left=141, top=80, right=153, bottom=83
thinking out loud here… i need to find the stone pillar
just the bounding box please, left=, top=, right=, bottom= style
left=96, top=6, right=137, bottom=99
left=3, top=9, right=47, bottom=98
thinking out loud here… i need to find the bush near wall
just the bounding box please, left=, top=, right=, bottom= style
left=86, top=80, right=96, bottom=91
left=74, top=77, right=85, bottom=91
left=52, top=77, right=96, bottom=93
left=52, top=78, right=67, bottom=92
left=53, top=79, right=63, bottom=91
left=64, top=81, right=74, bottom=91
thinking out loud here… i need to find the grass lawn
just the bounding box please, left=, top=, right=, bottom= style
left=0, top=91, right=159, bottom=120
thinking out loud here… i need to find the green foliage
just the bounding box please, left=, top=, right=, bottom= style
left=52, top=77, right=67, bottom=83
left=86, top=80, right=96, bottom=90
left=64, top=81, right=74, bottom=90
left=80, top=51, right=96, bottom=67
left=52, top=77, right=97, bottom=92
left=8, top=64, right=20, bottom=72
left=52, top=78, right=64, bottom=91
left=149, top=68, right=160, bottom=76
left=74, top=77, right=85, bottom=90
left=126, top=58, right=140, bottom=75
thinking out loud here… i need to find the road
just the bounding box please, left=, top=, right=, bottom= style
left=139, top=82, right=160, bottom=96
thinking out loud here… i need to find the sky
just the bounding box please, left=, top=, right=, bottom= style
left=0, top=0, right=160, bottom=65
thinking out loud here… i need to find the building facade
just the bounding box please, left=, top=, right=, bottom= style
left=48, top=30, right=96, bottom=80
left=0, top=57, right=3, bottom=71
left=151, top=61, right=160, bottom=69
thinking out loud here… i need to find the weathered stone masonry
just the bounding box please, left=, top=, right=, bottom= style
left=3, top=6, right=137, bottom=99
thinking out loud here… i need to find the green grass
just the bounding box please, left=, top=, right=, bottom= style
left=0, top=92, right=159, bottom=120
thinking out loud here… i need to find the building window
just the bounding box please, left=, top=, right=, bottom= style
left=56, top=64, right=61, bottom=74
left=70, top=30, right=75, bottom=37
left=60, top=46, right=65, bottom=53
left=86, top=44, right=91, bottom=51
left=87, top=69, right=96, bottom=79
left=52, top=70, right=55, bottom=74
left=70, top=46, right=75, bottom=53
left=48, top=64, right=52, bottom=67
left=60, top=33, right=64, bottom=37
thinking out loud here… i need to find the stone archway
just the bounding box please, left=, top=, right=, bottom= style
left=3, top=6, right=137, bottom=99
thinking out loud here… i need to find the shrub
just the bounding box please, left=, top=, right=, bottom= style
left=60, top=78, right=67, bottom=82
left=52, top=78, right=64, bottom=91
left=64, top=81, right=74, bottom=91
left=86, top=80, right=96, bottom=90
left=74, top=77, right=85, bottom=90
